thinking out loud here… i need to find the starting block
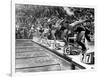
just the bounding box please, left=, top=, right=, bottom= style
left=80, top=52, right=94, bottom=64
left=63, top=44, right=81, bottom=55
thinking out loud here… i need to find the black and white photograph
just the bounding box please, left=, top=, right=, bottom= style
left=15, top=3, right=95, bottom=73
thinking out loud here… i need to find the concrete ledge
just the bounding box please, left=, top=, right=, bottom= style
left=33, top=41, right=86, bottom=69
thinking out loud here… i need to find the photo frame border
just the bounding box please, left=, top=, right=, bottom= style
left=11, top=0, right=97, bottom=77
